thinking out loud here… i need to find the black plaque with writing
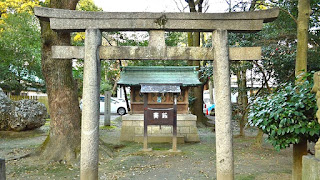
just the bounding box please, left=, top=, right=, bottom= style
left=146, top=108, right=174, bottom=125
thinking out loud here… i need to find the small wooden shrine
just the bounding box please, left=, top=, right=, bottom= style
left=118, top=66, right=201, bottom=143
left=118, top=66, right=201, bottom=114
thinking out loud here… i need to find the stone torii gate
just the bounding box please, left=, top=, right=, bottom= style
left=35, top=7, right=279, bottom=180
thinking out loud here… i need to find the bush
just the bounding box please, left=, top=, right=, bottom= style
left=248, top=80, right=320, bottom=151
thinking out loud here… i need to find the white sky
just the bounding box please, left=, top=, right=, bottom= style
left=93, top=0, right=232, bottom=13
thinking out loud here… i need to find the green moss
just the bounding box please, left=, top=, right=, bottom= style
left=236, top=174, right=256, bottom=180
left=100, top=125, right=117, bottom=130
left=39, top=134, right=50, bottom=152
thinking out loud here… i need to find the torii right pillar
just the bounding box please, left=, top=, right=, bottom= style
left=213, top=29, right=234, bottom=180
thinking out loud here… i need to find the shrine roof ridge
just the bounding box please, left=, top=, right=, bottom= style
left=121, top=66, right=198, bottom=71
left=118, top=66, right=201, bottom=87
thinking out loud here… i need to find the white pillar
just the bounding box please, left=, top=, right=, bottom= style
left=209, top=61, right=214, bottom=104
left=104, top=91, right=111, bottom=126
left=213, top=29, right=234, bottom=180
left=81, top=29, right=101, bottom=180
left=149, top=30, right=165, bottom=47
left=148, top=30, right=165, bottom=57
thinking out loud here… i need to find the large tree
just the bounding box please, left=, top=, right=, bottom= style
left=186, top=0, right=211, bottom=125
left=39, top=0, right=81, bottom=163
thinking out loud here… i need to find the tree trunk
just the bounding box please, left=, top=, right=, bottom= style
left=187, top=0, right=209, bottom=124
left=191, top=31, right=210, bottom=124
left=239, top=66, right=248, bottom=137
left=192, top=31, right=208, bottom=123
left=293, top=0, right=310, bottom=179
left=295, top=0, right=310, bottom=81
left=187, top=0, right=195, bottom=66
left=249, top=0, right=258, bottom=11
left=187, top=32, right=194, bottom=66
left=292, top=139, right=308, bottom=180
left=236, top=62, right=248, bottom=137
left=254, top=129, right=264, bottom=148
left=39, top=0, right=81, bottom=163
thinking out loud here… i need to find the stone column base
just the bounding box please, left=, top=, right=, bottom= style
left=302, top=155, right=320, bottom=180
left=120, top=114, right=200, bottom=143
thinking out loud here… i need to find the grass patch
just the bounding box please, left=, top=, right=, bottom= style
left=100, top=125, right=117, bottom=130
left=152, top=146, right=170, bottom=151
left=236, top=174, right=256, bottom=180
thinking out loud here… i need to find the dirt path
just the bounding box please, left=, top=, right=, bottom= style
left=1, top=118, right=293, bottom=180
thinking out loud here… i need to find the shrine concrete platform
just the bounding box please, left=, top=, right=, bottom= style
left=302, top=155, right=320, bottom=180
left=120, top=114, right=200, bottom=143
left=134, top=135, right=185, bottom=144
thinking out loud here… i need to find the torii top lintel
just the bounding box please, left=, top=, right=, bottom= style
left=34, top=7, right=279, bottom=32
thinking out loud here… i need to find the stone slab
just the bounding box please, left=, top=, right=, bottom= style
left=50, top=18, right=263, bottom=32
left=122, top=114, right=197, bottom=121
left=120, top=114, right=199, bottom=143
left=134, top=135, right=185, bottom=144
left=302, top=155, right=320, bottom=180
left=178, top=127, right=190, bottom=134
left=187, top=134, right=200, bottom=142
left=35, top=7, right=278, bottom=33
left=35, top=7, right=279, bottom=22
left=229, top=47, right=261, bottom=61
left=52, top=46, right=261, bottom=61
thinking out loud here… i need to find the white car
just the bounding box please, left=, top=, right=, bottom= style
left=80, top=97, right=128, bottom=115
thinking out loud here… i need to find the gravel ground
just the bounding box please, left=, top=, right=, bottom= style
left=1, top=116, right=293, bottom=180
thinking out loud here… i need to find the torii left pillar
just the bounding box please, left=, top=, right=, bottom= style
left=81, top=29, right=101, bottom=180
left=213, top=29, right=234, bottom=180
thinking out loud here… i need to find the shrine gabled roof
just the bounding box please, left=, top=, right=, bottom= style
left=118, top=66, right=201, bottom=87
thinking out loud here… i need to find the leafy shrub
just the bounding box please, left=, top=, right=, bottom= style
left=248, top=80, right=320, bottom=151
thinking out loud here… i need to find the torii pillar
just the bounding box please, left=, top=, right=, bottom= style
left=80, top=29, right=101, bottom=180
left=213, top=29, right=233, bottom=179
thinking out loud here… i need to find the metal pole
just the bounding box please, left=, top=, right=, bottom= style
left=80, top=29, right=101, bottom=180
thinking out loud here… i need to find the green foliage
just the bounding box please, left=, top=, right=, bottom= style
left=227, top=1, right=320, bottom=88
left=0, top=12, right=42, bottom=93
left=76, top=0, right=102, bottom=11
left=165, top=32, right=187, bottom=46
left=248, top=77, right=320, bottom=151
left=199, top=63, right=212, bottom=81
left=122, top=32, right=188, bottom=67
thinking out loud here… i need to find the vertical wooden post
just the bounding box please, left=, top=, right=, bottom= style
left=143, top=93, right=151, bottom=151
left=213, top=29, right=234, bottom=180
left=81, top=29, right=101, bottom=180
left=123, top=86, right=131, bottom=112
left=104, top=91, right=111, bottom=126
left=0, top=159, right=5, bottom=180
left=172, top=94, right=178, bottom=152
